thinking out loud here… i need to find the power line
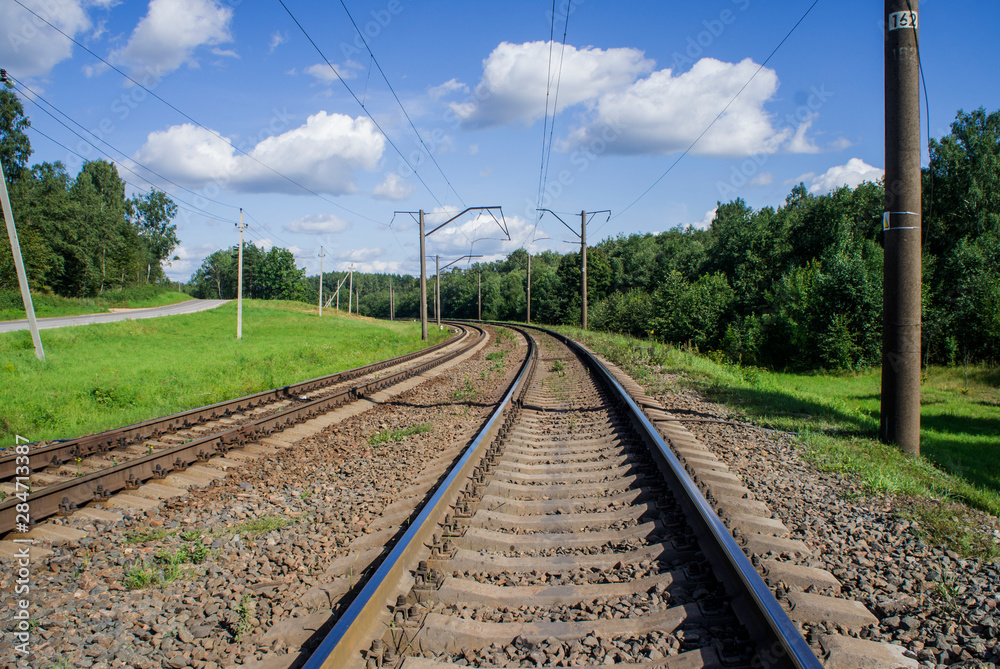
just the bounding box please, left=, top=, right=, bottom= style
left=10, top=77, right=240, bottom=215
left=277, top=0, right=445, bottom=208
left=538, top=5, right=572, bottom=220
left=610, top=0, right=824, bottom=226
left=535, top=1, right=559, bottom=211
left=337, top=0, right=465, bottom=208
left=26, top=125, right=240, bottom=224
left=11, top=0, right=382, bottom=225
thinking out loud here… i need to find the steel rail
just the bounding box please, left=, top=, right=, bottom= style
left=0, top=325, right=468, bottom=480
left=302, top=325, right=537, bottom=669
left=0, top=324, right=485, bottom=536
left=522, top=323, right=822, bottom=669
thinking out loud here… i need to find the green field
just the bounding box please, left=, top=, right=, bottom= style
left=0, top=286, right=192, bottom=321
left=556, top=326, right=1000, bottom=557
left=0, top=300, right=446, bottom=447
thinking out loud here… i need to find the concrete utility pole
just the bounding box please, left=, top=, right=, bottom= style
left=537, top=208, right=609, bottom=331
left=0, top=160, right=44, bottom=361
left=396, top=207, right=508, bottom=339
left=881, top=0, right=922, bottom=456
left=318, top=246, right=325, bottom=317
left=335, top=272, right=349, bottom=311
left=237, top=209, right=245, bottom=340
left=348, top=264, right=354, bottom=315
left=478, top=272, right=482, bottom=321
left=527, top=252, right=532, bottom=324
left=389, top=279, right=394, bottom=321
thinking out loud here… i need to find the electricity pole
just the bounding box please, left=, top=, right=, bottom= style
left=396, top=207, right=508, bottom=339
left=435, top=254, right=440, bottom=328
left=237, top=208, right=245, bottom=340
left=881, top=0, right=922, bottom=456
left=478, top=272, right=482, bottom=321
left=348, top=264, right=354, bottom=314
left=389, top=279, right=394, bottom=320
left=318, top=246, right=324, bottom=317
left=0, top=159, right=44, bottom=361
left=538, top=208, right=609, bottom=331
left=527, top=252, right=532, bottom=324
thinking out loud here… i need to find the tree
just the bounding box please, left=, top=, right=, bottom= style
left=128, top=190, right=179, bottom=280
left=0, top=86, right=31, bottom=182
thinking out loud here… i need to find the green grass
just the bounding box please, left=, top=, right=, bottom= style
left=237, top=514, right=292, bottom=536
left=0, top=300, right=448, bottom=447
left=368, top=423, right=433, bottom=446
left=124, top=527, right=175, bottom=544
left=554, top=326, right=1000, bottom=558
left=0, top=286, right=191, bottom=321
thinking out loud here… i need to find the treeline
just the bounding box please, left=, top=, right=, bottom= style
left=0, top=88, right=180, bottom=296
left=286, top=108, right=999, bottom=370
left=187, top=245, right=307, bottom=301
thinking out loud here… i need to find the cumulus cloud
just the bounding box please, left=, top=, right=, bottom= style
left=133, top=111, right=386, bottom=194
left=809, top=158, right=884, bottom=194
left=564, top=58, right=790, bottom=157
left=373, top=172, right=415, bottom=201
left=1, top=0, right=92, bottom=77
left=283, top=213, right=350, bottom=235
left=428, top=78, right=467, bottom=100
left=449, top=41, right=654, bottom=128
left=333, top=259, right=402, bottom=274
left=110, top=0, right=233, bottom=75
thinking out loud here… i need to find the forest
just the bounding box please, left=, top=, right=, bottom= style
left=3, top=74, right=998, bottom=371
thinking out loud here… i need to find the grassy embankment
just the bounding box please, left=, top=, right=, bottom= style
left=555, top=325, right=1000, bottom=558
left=0, top=285, right=192, bottom=321
left=0, top=300, right=447, bottom=447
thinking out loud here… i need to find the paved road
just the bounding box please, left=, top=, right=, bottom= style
left=0, top=299, right=230, bottom=333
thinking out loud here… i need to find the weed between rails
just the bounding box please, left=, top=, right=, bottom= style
left=369, top=423, right=433, bottom=446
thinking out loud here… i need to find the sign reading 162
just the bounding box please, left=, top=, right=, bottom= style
left=888, top=11, right=918, bottom=31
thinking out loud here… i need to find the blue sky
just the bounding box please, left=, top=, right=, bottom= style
left=3, top=0, right=998, bottom=281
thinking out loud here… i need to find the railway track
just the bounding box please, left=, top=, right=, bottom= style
left=0, top=323, right=482, bottom=539
left=298, top=326, right=822, bottom=669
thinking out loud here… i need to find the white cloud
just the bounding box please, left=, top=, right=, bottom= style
left=785, top=171, right=816, bottom=186
left=334, top=259, right=401, bottom=274
left=337, top=247, right=385, bottom=263
left=284, top=214, right=350, bottom=235
left=809, top=158, right=884, bottom=194
left=268, top=31, right=286, bottom=53
left=110, top=0, right=233, bottom=75
left=749, top=172, right=774, bottom=187
left=565, top=58, right=791, bottom=157
left=691, top=209, right=717, bottom=230
left=373, top=172, right=415, bottom=201
left=786, top=112, right=821, bottom=154
left=304, top=61, right=363, bottom=83
left=450, top=41, right=654, bottom=128
left=133, top=111, right=386, bottom=194
left=428, top=78, right=468, bottom=100
left=1, top=0, right=92, bottom=77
